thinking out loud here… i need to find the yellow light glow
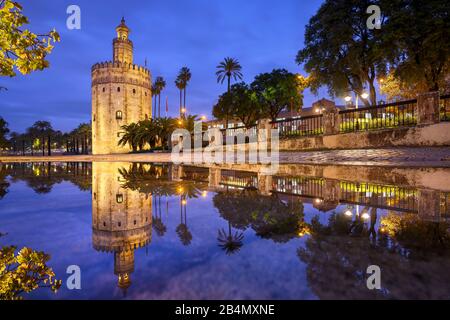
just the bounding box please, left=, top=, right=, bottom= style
left=362, top=213, right=370, bottom=220
left=181, top=199, right=187, bottom=205
left=344, top=210, right=353, bottom=217
left=344, top=96, right=352, bottom=102
left=361, top=93, right=369, bottom=99
left=202, top=191, right=208, bottom=197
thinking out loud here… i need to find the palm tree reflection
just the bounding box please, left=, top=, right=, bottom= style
left=217, top=221, right=244, bottom=255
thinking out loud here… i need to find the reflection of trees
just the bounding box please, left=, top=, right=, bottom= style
left=298, top=210, right=450, bottom=299
left=0, top=164, right=10, bottom=199
left=152, top=196, right=167, bottom=237
left=118, top=163, right=204, bottom=198
left=0, top=162, right=91, bottom=194
left=176, top=196, right=192, bottom=246
left=213, top=188, right=304, bottom=243
left=0, top=246, right=61, bottom=300
left=217, top=221, right=244, bottom=255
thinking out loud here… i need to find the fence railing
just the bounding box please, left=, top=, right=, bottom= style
left=271, top=115, right=324, bottom=138
left=440, top=94, right=450, bottom=121
left=339, top=99, right=417, bottom=133
left=221, top=125, right=258, bottom=145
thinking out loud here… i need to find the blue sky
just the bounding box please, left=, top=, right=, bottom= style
left=1, top=0, right=326, bottom=132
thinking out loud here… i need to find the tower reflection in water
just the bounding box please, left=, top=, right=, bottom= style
left=91, top=162, right=152, bottom=295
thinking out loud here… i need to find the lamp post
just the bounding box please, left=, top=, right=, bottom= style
left=344, top=92, right=369, bottom=109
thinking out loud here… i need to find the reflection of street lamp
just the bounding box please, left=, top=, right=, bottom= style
left=344, top=210, right=353, bottom=217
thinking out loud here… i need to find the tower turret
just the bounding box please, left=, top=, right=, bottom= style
left=113, top=17, right=133, bottom=64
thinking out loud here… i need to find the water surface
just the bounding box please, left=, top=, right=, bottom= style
left=1, top=162, right=449, bottom=300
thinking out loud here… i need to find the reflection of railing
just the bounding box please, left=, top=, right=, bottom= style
left=271, top=115, right=323, bottom=138
left=339, top=99, right=417, bottom=133
left=441, top=192, right=450, bottom=219
left=440, top=94, right=450, bottom=121
left=272, top=176, right=324, bottom=199
left=181, top=166, right=210, bottom=182
left=220, top=170, right=258, bottom=189
left=339, top=182, right=418, bottom=213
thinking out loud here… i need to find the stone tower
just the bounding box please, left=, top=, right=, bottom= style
left=91, top=18, right=152, bottom=155
left=91, top=162, right=152, bottom=295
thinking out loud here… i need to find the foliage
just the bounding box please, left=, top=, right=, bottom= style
left=0, top=0, right=60, bottom=77
left=0, top=116, right=9, bottom=149
left=381, top=0, right=450, bottom=92
left=251, top=69, right=305, bottom=122
left=227, top=83, right=262, bottom=128
left=296, top=0, right=385, bottom=106
left=379, top=71, right=421, bottom=101
left=0, top=246, right=61, bottom=300
left=213, top=188, right=305, bottom=243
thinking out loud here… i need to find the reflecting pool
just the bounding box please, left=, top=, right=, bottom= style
left=1, top=162, right=450, bottom=299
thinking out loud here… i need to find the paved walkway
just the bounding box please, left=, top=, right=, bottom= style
left=1, top=147, right=449, bottom=167
left=280, top=147, right=450, bottom=167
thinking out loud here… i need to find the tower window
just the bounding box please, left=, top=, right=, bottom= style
left=116, top=194, right=123, bottom=203
left=93, top=114, right=96, bottom=122
left=133, top=89, right=136, bottom=94
left=145, top=92, right=147, bottom=96
left=118, top=222, right=122, bottom=227
left=116, top=110, right=123, bottom=120
left=102, top=87, right=105, bottom=92
left=117, top=87, right=120, bottom=92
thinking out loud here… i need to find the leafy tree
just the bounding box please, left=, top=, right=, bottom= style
left=30, top=120, right=52, bottom=156
left=212, top=91, right=234, bottom=129
left=379, top=71, right=419, bottom=102
left=382, top=0, right=450, bottom=92
left=0, top=116, right=10, bottom=149
left=228, top=83, right=262, bottom=128
left=216, top=57, right=243, bottom=92
left=251, top=69, right=305, bottom=122
left=0, top=0, right=60, bottom=77
left=0, top=246, right=61, bottom=300
left=296, top=0, right=386, bottom=106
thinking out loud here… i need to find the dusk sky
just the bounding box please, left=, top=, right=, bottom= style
left=1, top=0, right=328, bottom=133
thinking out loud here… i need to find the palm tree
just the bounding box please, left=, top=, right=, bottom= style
left=118, top=123, right=140, bottom=152
left=175, top=78, right=184, bottom=117
left=176, top=195, right=192, bottom=246
left=135, top=119, right=157, bottom=150
left=155, top=76, right=166, bottom=118
left=216, top=57, right=243, bottom=92
left=151, top=83, right=160, bottom=118
left=177, top=67, right=192, bottom=117
left=217, top=221, right=244, bottom=255
left=155, top=117, right=176, bottom=150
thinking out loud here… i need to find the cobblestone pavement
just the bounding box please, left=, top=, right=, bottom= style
left=280, top=147, right=450, bottom=167
left=1, top=147, right=450, bottom=167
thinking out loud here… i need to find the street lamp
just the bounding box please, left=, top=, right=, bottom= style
left=344, top=92, right=369, bottom=109
left=200, top=115, right=207, bottom=121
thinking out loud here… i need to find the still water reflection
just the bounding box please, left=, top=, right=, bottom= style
left=0, top=162, right=449, bottom=299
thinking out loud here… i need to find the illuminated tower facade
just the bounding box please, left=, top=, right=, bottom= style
left=91, top=162, right=152, bottom=294
left=91, top=18, right=152, bottom=155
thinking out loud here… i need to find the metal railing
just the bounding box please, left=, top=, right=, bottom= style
left=221, top=125, right=258, bottom=145
left=271, top=115, right=324, bottom=138
left=440, top=94, right=450, bottom=121
left=339, top=99, right=417, bottom=133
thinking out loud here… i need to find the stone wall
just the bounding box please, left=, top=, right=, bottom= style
left=279, top=122, right=450, bottom=151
